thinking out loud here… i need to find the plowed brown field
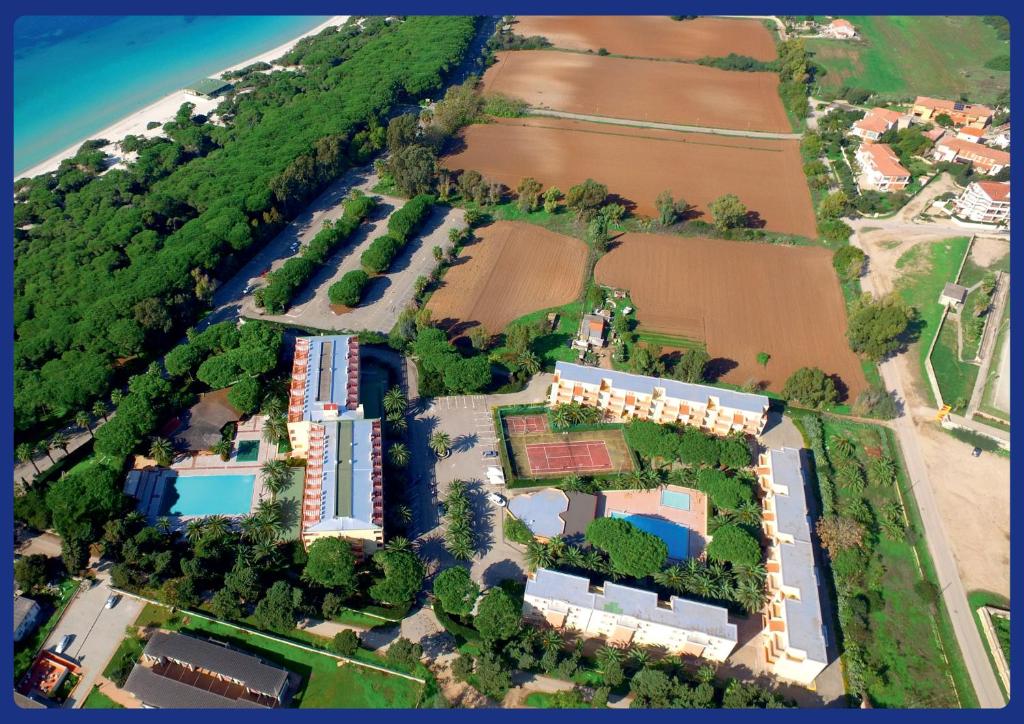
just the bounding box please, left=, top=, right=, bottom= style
left=427, top=221, right=588, bottom=337
left=594, top=233, right=868, bottom=400
left=512, top=16, right=778, bottom=61
left=442, top=116, right=817, bottom=238
left=483, top=51, right=790, bottom=133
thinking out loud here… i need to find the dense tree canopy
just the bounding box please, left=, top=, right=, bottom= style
left=585, top=517, right=668, bottom=578
left=302, top=537, right=359, bottom=597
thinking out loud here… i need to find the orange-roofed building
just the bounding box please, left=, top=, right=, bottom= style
left=934, top=137, right=1010, bottom=175
left=855, top=143, right=911, bottom=192
left=851, top=107, right=905, bottom=142
left=954, top=181, right=1010, bottom=225
left=911, top=96, right=994, bottom=128
left=826, top=18, right=856, bottom=38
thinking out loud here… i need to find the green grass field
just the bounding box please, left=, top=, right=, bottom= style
left=893, top=237, right=971, bottom=407
left=131, top=604, right=423, bottom=708
left=492, top=300, right=585, bottom=370
left=966, top=591, right=1010, bottom=702
left=807, top=16, right=1010, bottom=103
left=82, top=686, right=124, bottom=709
left=931, top=318, right=979, bottom=412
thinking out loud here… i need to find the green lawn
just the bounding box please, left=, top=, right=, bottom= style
left=807, top=16, right=1009, bottom=103
left=82, top=686, right=124, bottom=709
left=930, top=318, right=979, bottom=412
left=791, top=412, right=976, bottom=707
left=131, top=604, right=423, bottom=708
left=893, top=237, right=970, bottom=407
left=491, top=300, right=585, bottom=370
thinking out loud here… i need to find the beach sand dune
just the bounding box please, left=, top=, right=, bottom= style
left=17, top=15, right=349, bottom=180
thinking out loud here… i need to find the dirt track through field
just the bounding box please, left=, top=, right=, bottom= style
left=483, top=51, right=791, bottom=133
left=443, top=116, right=817, bottom=238
left=512, top=16, right=778, bottom=61
left=594, top=233, right=868, bottom=400
left=426, top=221, right=588, bottom=338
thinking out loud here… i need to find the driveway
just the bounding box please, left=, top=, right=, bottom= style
left=42, top=567, right=143, bottom=708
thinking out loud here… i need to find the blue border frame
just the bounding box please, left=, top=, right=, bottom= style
left=2, top=3, right=1019, bottom=721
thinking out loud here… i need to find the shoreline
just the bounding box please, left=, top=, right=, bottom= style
left=16, top=15, right=350, bottom=181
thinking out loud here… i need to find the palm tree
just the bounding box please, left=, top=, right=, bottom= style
left=211, top=439, right=233, bottom=462
left=548, top=405, right=570, bottom=430
left=92, top=400, right=110, bottom=422
left=525, top=540, right=554, bottom=572
left=653, top=564, right=687, bottom=594
left=260, top=460, right=290, bottom=495
left=185, top=519, right=207, bottom=544
left=541, top=629, right=563, bottom=652
left=50, top=432, right=70, bottom=456
left=625, top=468, right=660, bottom=490
left=261, top=394, right=286, bottom=418
left=691, top=568, right=717, bottom=598
left=397, top=504, right=413, bottom=526
left=627, top=646, right=650, bottom=671
left=829, top=434, right=855, bottom=459
left=204, top=515, right=231, bottom=540
left=446, top=537, right=474, bottom=561
left=16, top=443, right=39, bottom=475
left=562, top=473, right=585, bottom=492
left=559, top=545, right=585, bottom=570
left=595, top=644, right=623, bottom=671
left=696, top=664, right=717, bottom=685
left=515, top=350, right=541, bottom=378
left=150, top=437, right=174, bottom=467
left=239, top=514, right=262, bottom=543
left=388, top=442, right=411, bottom=467
left=155, top=517, right=172, bottom=535
left=387, top=415, right=408, bottom=435
left=262, top=414, right=288, bottom=445
left=429, top=431, right=452, bottom=458
left=36, top=440, right=55, bottom=465
left=110, top=389, right=125, bottom=406
left=733, top=579, right=768, bottom=615
left=547, top=535, right=567, bottom=561
left=75, top=412, right=94, bottom=439
left=385, top=536, right=412, bottom=553
left=732, top=499, right=762, bottom=527
left=731, top=561, right=767, bottom=588
left=383, top=387, right=408, bottom=417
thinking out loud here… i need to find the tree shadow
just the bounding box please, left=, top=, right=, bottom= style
left=360, top=276, right=393, bottom=306
left=744, top=210, right=767, bottom=230
left=704, top=357, right=739, bottom=382
left=481, top=558, right=525, bottom=587
left=451, top=432, right=479, bottom=453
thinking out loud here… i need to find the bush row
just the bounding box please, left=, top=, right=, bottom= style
left=360, top=194, right=434, bottom=275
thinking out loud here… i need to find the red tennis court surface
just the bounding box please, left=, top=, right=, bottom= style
left=526, top=440, right=613, bottom=474
left=506, top=414, right=549, bottom=434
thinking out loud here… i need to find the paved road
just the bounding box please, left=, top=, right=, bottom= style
left=851, top=231, right=1005, bottom=708
left=42, top=568, right=143, bottom=708
left=525, top=108, right=804, bottom=140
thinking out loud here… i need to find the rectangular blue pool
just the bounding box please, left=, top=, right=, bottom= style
left=610, top=512, right=689, bottom=560
left=660, top=489, right=691, bottom=511
left=161, top=473, right=255, bottom=517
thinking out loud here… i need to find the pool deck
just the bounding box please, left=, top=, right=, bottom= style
left=598, top=485, right=708, bottom=559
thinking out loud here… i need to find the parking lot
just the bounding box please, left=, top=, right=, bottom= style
left=42, top=567, right=143, bottom=708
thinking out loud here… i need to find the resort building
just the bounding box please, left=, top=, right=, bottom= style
left=508, top=488, right=597, bottom=543
left=956, top=126, right=987, bottom=144
left=286, top=335, right=384, bottom=556
left=549, top=362, right=769, bottom=436
left=910, top=96, right=994, bottom=128
left=851, top=107, right=904, bottom=142
left=183, top=78, right=234, bottom=99
left=934, top=137, right=1011, bottom=175
left=953, top=181, right=1010, bottom=225
left=756, top=448, right=829, bottom=687
left=123, top=631, right=293, bottom=709
left=523, top=568, right=738, bottom=662
left=855, top=143, right=911, bottom=192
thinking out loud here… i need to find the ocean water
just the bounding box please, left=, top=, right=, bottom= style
left=14, top=15, right=329, bottom=174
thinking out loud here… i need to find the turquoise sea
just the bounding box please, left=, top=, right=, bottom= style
left=14, top=16, right=329, bottom=175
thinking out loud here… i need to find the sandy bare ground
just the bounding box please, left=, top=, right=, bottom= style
left=443, top=116, right=817, bottom=237
left=595, top=232, right=868, bottom=399
left=426, top=221, right=588, bottom=339
left=915, top=423, right=1010, bottom=598
left=511, top=16, right=777, bottom=61
left=483, top=50, right=791, bottom=133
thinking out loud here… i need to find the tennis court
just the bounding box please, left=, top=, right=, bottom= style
left=525, top=440, right=613, bottom=475
left=505, top=414, right=550, bottom=435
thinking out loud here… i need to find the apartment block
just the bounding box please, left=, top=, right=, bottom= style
left=911, top=96, right=994, bottom=128
left=549, top=362, right=769, bottom=436
left=756, top=447, right=829, bottom=687
left=855, top=142, right=911, bottom=192
left=954, top=181, right=1010, bottom=225
left=286, top=335, right=384, bottom=556
left=850, top=107, right=905, bottom=142
left=934, top=137, right=1011, bottom=176
left=523, top=568, right=738, bottom=662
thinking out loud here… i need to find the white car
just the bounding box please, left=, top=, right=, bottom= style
left=242, top=284, right=255, bottom=295
left=486, top=492, right=507, bottom=507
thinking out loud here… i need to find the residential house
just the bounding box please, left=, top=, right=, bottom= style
left=824, top=18, right=856, bottom=38
left=953, top=181, right=1010, bottom=225
left=577, top=314, right=607, bottom=348
left=756, top=448, right=829, bottom=687
left=933, top=137, right=1010, bottom=175
left=956, top=126, right=987, bottom=144
left=939, top=283, right=969, bottom=309
left=850, top=107, right=904, bottom=142
left=286, top=336, right=384, bottom=556
left=549, top=362, right=769, bottom=435
left=123, top=631, right=293, bottom=709
left=855, top=143, right=911, bottom=192
left=13, top=596, right=40, bottom=642
left=523, top=568, right=738, bottom=662
left=911, top=96, right=994, bottom=128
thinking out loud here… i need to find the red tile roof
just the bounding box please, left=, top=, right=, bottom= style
left=853, top=108, right=901, bottom=135
left=938, top=137, right=1010, bottom=166
left=914, top=96, right=994, bottom=119
left=860, top=143, right=910, bottom=178
left=975, top=181, right=1010, bottom=202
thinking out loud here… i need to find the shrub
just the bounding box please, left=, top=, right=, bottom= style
left=585, top=517, right=668, bottom=578
left=360, top=235, right=401, bottom=274
left=329, top=270, right=370, bottom=307
left=706, top=524, right=761, bottom=566
left=832, top=245, right=866, bottom=282
left=782, top=367, right=838, bottom=408
left=505, top=516, right=534, bottom=544
left=388, top=194, right=434, bottom=242
left=331, top=629, right=360, bottom=656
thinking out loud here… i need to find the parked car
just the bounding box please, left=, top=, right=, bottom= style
left=55, top=634, right=73, bottom=655
left=482, top=450, right=498, bottom=458
left=242, top=284, right=254, bottom=295
left=105, top=594, right=120, bottom=609
left=487, top=492, right=507, bottom=508
left=972, top=447, right=983, bottom=458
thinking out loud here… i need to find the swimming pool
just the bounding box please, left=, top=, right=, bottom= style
left=610, top=512, right=689, bottom=560
left=160, top=473, right=255, bottom=517
left=660, top=489, right=691, bottom=511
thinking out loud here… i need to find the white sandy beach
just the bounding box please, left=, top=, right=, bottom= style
left=16, top=15, right=350, bottom=180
